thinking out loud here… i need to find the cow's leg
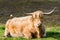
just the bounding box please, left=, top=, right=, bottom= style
left=23, top=30, right=32, bottom=39
left=24, top=32, right=32, bottom=38
left=4, top=27, right=11, bottom=37
left=36, top=31, right=40, bottom=38
left=36, top=28, right=40, bottom=38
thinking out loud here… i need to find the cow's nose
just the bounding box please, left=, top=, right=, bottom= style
left=38, top=23, right=41, bottom=26
left=38, top=22, right=41, bottom=26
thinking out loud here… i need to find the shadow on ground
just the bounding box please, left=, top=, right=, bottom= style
left=46, top=32, right=60, bottom=40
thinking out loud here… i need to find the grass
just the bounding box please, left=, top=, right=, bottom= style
left=0, top=24, right=60, bottom=40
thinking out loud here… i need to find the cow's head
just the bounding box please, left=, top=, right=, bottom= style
left=27, top=7, right=56, bottom=26
left=32, top=11, right=43, bottom=27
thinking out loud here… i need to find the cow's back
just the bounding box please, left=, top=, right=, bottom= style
left=6, top=16, right=34, bottom=37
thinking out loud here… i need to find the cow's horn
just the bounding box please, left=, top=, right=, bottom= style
left=44, top=7, right=56, bottom=14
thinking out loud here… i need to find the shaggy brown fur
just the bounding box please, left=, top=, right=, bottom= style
left=4, top=10, right=46, bottom=38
